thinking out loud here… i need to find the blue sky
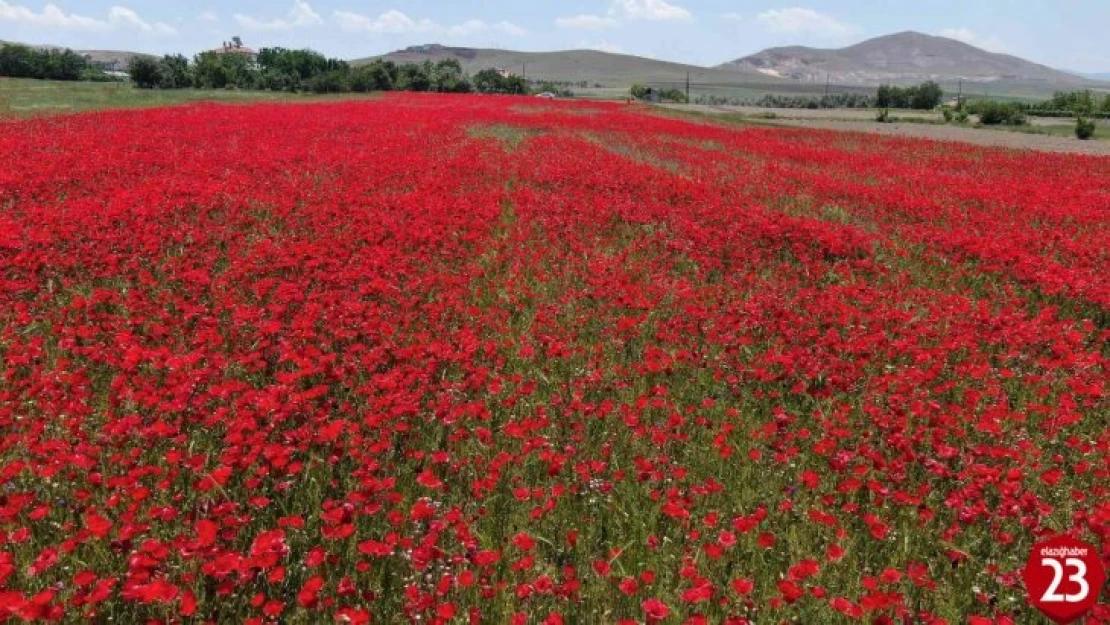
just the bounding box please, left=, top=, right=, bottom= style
left=1, top=1, right=1107, bottom=71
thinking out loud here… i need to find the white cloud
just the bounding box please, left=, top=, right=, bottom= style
left=334, top=9, right=525, bottom=37
left=722, top=12, right=742, bottom=21
left=557, top=14, right=619, bottom=30
left=197, top=11, right=218, bottom=23
left=0, top=2, right=102, bottom=30
left=333, top=9, right=434, bottom=34
left=234, top=0, right=322, bottom=31
left=939, top=28, right=1013, bottom=54
left=0, top=2, right=175, bottom=34
left=108, top=6, right=175, bottom=35
left=610, top=0, right=692, bottom=22
left=756, top=7, right=851, bottom=37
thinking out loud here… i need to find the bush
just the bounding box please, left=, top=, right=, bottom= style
left=473, top=69, right=527, bottom=95
left=877, top=81, right=943, bottom=110
left=128, top=56, right=163, bottom=89
left=976, top=101, right=1026, bottom=125
left=0, top=43, right=88, bottom=80
left=875, top=108, right=891, bottom=123
left=954, top=110, right=969, bottom=124
left=1076, top=117, right=1096, bottom=140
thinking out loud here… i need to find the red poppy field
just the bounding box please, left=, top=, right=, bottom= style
left=0, top=94, right=1107, bottom=623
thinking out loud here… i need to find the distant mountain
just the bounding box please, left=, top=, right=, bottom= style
left=358, top=44, right=780, bottom=87
left=720, top=31, right=1100, bottom=87
left=1077, top=72, right=1110, bottom=81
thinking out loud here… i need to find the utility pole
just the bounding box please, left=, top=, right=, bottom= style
left=522, top=62, right=526, bottom=80
left=824, top=72, right=830, bottom=96
left=685, top=71, right=690, bottom=104
left=957, top=79, right=963, bottom=108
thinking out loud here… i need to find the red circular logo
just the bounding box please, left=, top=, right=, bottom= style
left=1022, top=535, right=1105, bottom=624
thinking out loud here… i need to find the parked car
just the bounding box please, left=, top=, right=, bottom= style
left=536, top=92, right=556, bottom=99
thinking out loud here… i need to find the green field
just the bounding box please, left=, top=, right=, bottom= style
left=986, top=119, right=1109, bottom=140
left=0, top=78, right=376, bottom=118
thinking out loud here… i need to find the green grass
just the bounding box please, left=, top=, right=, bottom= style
left=0, top=77, right=380, bottom=118
left=979, top=119, right=1110, bottom=141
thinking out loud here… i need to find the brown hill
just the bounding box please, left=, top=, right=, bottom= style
left=720, top=31, right=1098, bottom=88
left=358, top=44, right=780, bottom=87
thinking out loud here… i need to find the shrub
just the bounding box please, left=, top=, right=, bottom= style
left=1076, top=117, right=1096, bottom=140
left=876, top=81, right=943, bottom=110
left=875, top=108, right=891, bottom=123
left=128, top=56, right=163, bottom=89
left=977, top=101, right=1026, bottom=125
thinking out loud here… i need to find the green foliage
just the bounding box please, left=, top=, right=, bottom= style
left=1075, top=116, right=1096, bottom=140
left=876, top=81, right=944, bottom=110
left=128, top=56, right=163, bottom=89
left=305, top=69, right=350, bottom=94
left=473, top=69, right=527, bottom=95
left=1023, top=90, right=1110, bottom=119
left=2, top=39, right=497, bottom=99
left=158, top=55, right=192, bottom=88
left=875, top=108, right=891, bottom=123
left=349, top=60, right=398, bottom=93
left=431, top=59, right=471, bottom=93
left=1040, top=90, right=1096, bottom=114
left=79, top=68, right=119, bottom=82
left=0, top=43, right=88, bottom=80
left=972, top=100, right=1027, bottom=125
left=192, top=51, right=257, bottom=89
left=657, top=88, right=687, bottom=103
left=628, top=85, right=685, bottom=103
left=256, top=48, right=348, bottom=92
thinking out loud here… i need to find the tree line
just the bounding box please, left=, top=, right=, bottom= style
left=129, top=49, right=529, bottom=95
left=0, top=42, right=533, bottom=96
left=875, top=81, right=944, bottom=110
left=0, top=43, right=104, bottom=81
left=1023, top=90, right=1110, bottom=118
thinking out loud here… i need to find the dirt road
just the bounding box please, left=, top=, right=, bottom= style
left=667, top=105, right=1110, bottom=156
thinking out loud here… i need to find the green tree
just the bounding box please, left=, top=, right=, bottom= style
left=193, top=51, right=257, bottom=89
left=129, top=56, right=163, bottom=89
left=1076, top=116, right=1096, bottom=139
left=910, top=81, right=943, bottom=109
left=432, top=59, right=470, bottom=93
left=397, top=62, right=433, bottom=91
left=158, top=54, right=192, bottom=88
left=0, top=44, right=40, bottom=78
left=350, top=60, right=398, bottom=92
left=0, top=44, right=88, bottom=80
left=473, top=69, right=527, bottom=95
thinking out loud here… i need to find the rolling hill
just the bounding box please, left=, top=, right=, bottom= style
left=720, top=31, right=1096, bottom=89
left=356, top=44, right=780, bottom=88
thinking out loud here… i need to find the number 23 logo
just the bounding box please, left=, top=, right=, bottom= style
left=1040, top=558, right=1089, bottom=603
